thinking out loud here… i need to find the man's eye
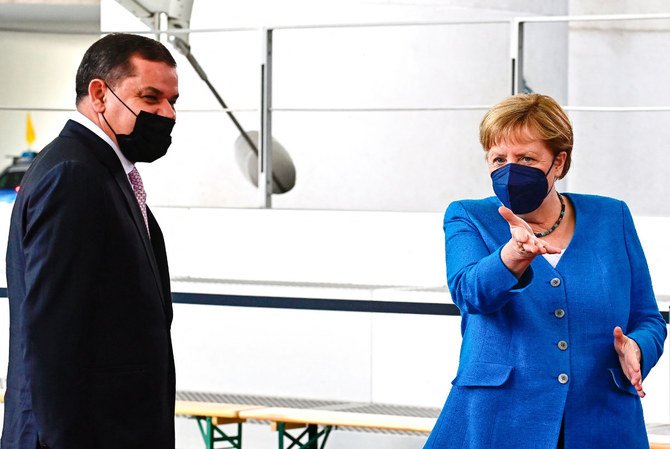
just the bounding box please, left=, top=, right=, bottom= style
left=143, top=95, right=158, bottom=102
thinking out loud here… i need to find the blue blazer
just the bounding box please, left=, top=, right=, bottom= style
left=424, top=193, right=666, bottom=449
left=1, top=121, right=175, bottom=449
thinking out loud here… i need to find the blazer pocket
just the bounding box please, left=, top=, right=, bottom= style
left=452, top=362, right=513, bottom=387
left=608, top=367, right=639, bottom=396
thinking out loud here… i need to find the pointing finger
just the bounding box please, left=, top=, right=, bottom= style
left=498, top=206, right=525, bottom=228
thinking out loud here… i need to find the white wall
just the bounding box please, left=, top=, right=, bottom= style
left=101, top=0, right=568, bottom=211
left=566, top=0, right=670, bottom=216
left=0, top=2, right=98, bottom=171
left=2, top=1, right=670, bottom=447
left=2, top=3, right=668, bottom=214
left=0, top=32, right=98, bottom=168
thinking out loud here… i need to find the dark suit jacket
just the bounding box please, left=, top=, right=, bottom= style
left=1, top=120, right=175, bottom=449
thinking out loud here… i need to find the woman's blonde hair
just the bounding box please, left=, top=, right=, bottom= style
left=480, top=93, right=573, bottom=179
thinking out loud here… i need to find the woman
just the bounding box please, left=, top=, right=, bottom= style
left=424, top=93, right=666, bottom=449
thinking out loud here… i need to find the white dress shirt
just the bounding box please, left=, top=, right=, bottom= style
left=70, top=111, right=135, bottom=177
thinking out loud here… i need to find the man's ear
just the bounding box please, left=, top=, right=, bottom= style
left=89, top=79, right=107, bottom=113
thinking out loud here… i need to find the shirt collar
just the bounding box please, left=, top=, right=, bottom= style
left=71, top=111, right=135, bottom=175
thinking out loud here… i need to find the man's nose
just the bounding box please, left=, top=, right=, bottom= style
left=158, top=100, right=176, bottom=120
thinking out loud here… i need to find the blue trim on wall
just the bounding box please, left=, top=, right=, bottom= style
left=171, top=291, right=462, bottom=316
left=1, top=287, right=668, bottom=322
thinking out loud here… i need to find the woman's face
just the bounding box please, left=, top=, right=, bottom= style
left=486, top=138, right=563, bottom=179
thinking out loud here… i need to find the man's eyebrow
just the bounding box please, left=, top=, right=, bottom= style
left=140, top=86, right=179, bottom=102
left=139, top=86, right=163, bottom=95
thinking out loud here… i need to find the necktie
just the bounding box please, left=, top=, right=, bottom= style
left=128, top=167, right=150, bottom=235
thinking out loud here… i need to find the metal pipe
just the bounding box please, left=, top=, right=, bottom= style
left=259, top=28, right=273, bottom=208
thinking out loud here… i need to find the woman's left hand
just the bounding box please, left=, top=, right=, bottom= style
left=613, top=326, right=644, bottom=398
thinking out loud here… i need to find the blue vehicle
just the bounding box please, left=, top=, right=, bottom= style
left=0, top=151, right=37, bottom=203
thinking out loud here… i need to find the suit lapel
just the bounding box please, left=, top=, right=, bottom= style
left=62, top=121, right=169, bottom=318
left=110, top=169, right=170, bottom=315
left=147, top=207, right=173, bottom=323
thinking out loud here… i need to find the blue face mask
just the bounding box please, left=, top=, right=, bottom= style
left=491, top=161, right=555, bottom=214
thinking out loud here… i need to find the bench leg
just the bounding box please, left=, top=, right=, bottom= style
left=277, top=422, right=334, bottom=449
left=307, top=424, right=318, bottom=449
left=194, top=416, right=243, bottom=449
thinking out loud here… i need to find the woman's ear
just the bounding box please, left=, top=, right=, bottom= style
left=88, top=79, right=107, bottom=113
left=555, top=151, right=568, bottom=178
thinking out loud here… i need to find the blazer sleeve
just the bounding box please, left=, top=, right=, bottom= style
left=619, top=201, right=667, bottom=379
left=444, top=200, right=534, bottom=314
left=21, top=161, right=106, bottom=448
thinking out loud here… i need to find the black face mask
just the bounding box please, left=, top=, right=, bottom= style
left=102, top=85, right=175, bottom=163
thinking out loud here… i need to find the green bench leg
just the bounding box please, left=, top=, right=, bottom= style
left=278, top=422, right=334, bottom=449
left=194, top=416, right=243, bottom=449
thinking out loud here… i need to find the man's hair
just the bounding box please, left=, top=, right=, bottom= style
left=479, top=93, right=573, bottom=179
left=75, top=33, right=177, bottom=104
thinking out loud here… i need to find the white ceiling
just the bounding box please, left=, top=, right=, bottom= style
left=0, top=1, right=100, bottom=32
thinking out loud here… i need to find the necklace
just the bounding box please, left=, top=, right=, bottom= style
left=534, top=193, right=565, bottom=238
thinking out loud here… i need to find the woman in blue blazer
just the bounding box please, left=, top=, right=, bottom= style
left=423, top=94, right=666, bottom=449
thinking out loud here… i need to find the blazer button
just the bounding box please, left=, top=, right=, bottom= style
left=557, top=340, right=568, bottom=350
left=554, top=308, right=565, bottom=318
left=558, top=373, right=569, bottom=384
left=550, top=278, right=561, bottom=287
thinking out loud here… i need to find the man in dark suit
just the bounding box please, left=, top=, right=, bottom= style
left=1, top=33, right=179, bottom=449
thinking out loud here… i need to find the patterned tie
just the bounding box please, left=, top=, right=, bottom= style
left=128, top=167, right=150, bottom=235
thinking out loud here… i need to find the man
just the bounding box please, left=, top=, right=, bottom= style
left=2, top=33, right=179, bottom=449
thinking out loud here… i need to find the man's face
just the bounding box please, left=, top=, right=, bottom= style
left=104, top=55, right=179, bottom=136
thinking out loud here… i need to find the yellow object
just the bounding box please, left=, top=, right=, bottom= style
left=26, top=112, right=35, bottom=148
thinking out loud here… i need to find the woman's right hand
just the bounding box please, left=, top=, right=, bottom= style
left=498, top=206, right=562, bottom=277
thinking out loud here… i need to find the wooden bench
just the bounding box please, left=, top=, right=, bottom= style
left=2, top=391, right=669, bottom=449
left=648, top=423, right=670, bottom=449
left=178, top=398, right=670, bottom=449
left=238, top=406, right=435, bottom=449
left=174, top=400, right=262, bottom=449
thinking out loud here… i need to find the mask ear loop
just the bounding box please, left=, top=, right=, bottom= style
left=105, top=82, right=138, bottom=117
left=101, top=113, right=118, bottom=136
left=544, top=156, right=558, bottom=177
left=100, top=82, right=138, bottom=137
left=545, top=155, right=561, bottom=197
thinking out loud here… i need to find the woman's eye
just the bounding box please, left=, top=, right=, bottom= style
left=520, top=156, right=534, bottom=163
left=492, top=157, right=505, bottom=164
